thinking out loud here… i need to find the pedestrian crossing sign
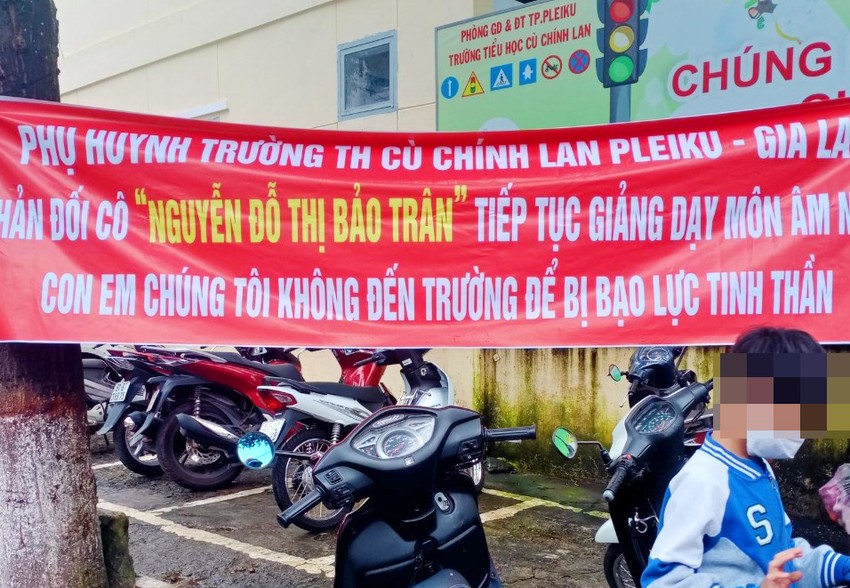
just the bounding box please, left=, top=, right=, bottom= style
left=462, top=72, right=485, bottom=97
left=490, top=64, right=513, bottom=91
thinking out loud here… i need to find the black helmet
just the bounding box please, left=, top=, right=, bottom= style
left=627, top=346, right=678, bottom=390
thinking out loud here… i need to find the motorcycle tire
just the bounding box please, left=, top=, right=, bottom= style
left=272, top=427, right=352, bottom=533
left=603, top=544, right=638, bottom=588
left=113, top=417, right=163, bottom=477
left=157, top=401, right=244, bottom=492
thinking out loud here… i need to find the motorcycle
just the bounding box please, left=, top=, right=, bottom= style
left=553, top=379, right=714, bottom=588
left=84, top=346, right=172, bottom=476
left=180, top=348, right=477, bottom=532
left=85, top=344, right=304, bottom=479
left=84, top=343, right=285, bottom=431
left=236, top=405, right=536, bottom=587
left=114, top=346, right=303, bottom=491
left=136, top=347, right=381, bottom=492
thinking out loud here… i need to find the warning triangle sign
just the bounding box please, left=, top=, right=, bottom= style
left=462, top=72, right=485, bottom=97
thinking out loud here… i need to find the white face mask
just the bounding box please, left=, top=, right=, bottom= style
left=746, top=436, right=805, bottom=459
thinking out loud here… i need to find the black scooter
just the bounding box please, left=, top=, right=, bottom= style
left=237, top=405, right=536, bottom=588
left=554, top=379, right=713, bottom=586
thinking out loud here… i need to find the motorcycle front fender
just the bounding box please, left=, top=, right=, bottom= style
left=130, top=412, right=163, bottom=446
left=595, top=517, right=617, bottom=544
left=95, top=401, right=133, bottom=435
left=94, top=376, right=151, bottom=435
left=272, top=409, right=311, bottom=449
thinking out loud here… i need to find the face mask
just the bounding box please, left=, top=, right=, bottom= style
left=746, top=436, right=805, bottom=459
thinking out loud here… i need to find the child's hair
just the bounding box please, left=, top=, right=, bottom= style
left=730, top=327, right=825, bottom=354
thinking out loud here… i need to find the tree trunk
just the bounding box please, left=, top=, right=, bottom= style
left=0, top=2, right=108, bottom=587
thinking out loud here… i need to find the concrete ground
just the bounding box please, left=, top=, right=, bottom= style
left=91, top=436, right=611, bottom=588
left=94, top=434, right=850, bottom=588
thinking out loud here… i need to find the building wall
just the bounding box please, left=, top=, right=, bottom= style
left=57, top=0, right=474, bottom=130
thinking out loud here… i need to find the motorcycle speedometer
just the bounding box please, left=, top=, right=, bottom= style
left=633, top=402, right=677, bottom=434
left=351, top=414, right=436, bottom=460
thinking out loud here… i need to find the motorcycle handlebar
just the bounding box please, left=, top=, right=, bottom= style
left=603, top=458, right=634, bottom=503
left=277, top=488, right=325, bottom=528
left=484, top=425, right=537, bottom=442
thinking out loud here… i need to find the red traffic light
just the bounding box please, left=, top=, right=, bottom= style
left=610, top=0, right=634, bottom=22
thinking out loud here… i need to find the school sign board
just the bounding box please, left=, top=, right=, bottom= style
left=436, top=0, right=850, bottom=130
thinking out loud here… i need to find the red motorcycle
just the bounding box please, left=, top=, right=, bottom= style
left=122, top=348, right=385, bottom=491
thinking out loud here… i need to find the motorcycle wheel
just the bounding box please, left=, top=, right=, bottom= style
left=157, top=401, right=244, bottom=492
left=603, top=544, right=637, bottom=588
left=113, top=417, right=163, bottom=477
left=272, top=428, right=352, bottom=533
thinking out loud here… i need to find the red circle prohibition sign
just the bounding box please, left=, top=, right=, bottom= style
left=541, top=55, right=563, bottom=79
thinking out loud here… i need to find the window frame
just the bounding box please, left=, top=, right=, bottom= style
left=338, top=30, right=398, bottom=121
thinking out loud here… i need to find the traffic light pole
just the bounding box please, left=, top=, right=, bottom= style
left=610, top=85, right=630, bottom=123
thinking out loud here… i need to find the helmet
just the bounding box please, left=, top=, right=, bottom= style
left=627, top=346, right=678, bottom=390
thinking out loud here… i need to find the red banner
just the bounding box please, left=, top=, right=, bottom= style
left=1, top=97, right=848, bottom=347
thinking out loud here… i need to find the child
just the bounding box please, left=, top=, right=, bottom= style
left=642, top=327, right=850, bottom=588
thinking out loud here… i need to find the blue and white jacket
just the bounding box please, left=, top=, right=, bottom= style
left=642, top=434, right=849, bottom=587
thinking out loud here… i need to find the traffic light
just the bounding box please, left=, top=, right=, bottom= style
left=596, top=0, right=648, bottom=87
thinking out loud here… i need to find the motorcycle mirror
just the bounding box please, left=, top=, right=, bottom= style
left=236, top=432, right=275, bottom=470
left=608, top=364, right=623, bottom=382
left=552, top=428, right=579, bottom=460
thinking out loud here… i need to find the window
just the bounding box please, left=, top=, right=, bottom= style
left=338, top=31, right=397, bottom=120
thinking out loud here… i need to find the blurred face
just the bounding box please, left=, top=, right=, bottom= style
left=714, top=352, right=833, bottom=440
left=715, top=402, right=801, bottom=439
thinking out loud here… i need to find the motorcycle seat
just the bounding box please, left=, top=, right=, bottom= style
left=212, top=352, right=305, bottom=380
left=283, top=380, right=386, bottom=404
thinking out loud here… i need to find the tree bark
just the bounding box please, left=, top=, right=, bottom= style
left=0, top=2, right=108, bottom=587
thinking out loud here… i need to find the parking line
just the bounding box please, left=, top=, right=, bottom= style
left=92, top=461, right=123, bottom=470
left=98, top=501, right=334, bottom=577
left=482, top=488, right=608, bottom=520
left=100, top=487, right=604, bottom=579
left=148, top=485, right=273, bottom=514
left=480, top=498, right=548, bottom=523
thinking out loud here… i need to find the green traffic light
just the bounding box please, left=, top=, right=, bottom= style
left=609, top=55, right=635, bottom=83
